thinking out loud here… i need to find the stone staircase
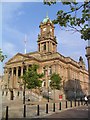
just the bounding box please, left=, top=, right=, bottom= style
left=2, top=87, right=54, bottom=102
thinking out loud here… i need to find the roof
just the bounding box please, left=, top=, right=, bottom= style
left=42, top=15, right=52, bottom=24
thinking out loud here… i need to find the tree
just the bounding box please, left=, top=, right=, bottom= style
left=44, top=1, right=90, bottom=40
left=50, top=73, right=62, bottom=100
left=0, top=49, right=7, bottom=62
left=22, top=64, right=43, bottom=90
left=50, top=73, right=62, bottom=90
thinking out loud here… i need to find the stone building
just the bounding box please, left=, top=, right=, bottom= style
left=2, top=16, right=89, bottom=100
left=0, top=76, right=3, bottom=89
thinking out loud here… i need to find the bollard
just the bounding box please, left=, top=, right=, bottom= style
left=53, top=103, right=55, bottom=112
left=6, top=106, right=8, bottom=120
left=46, top=104, right=48, bottom=114
left=81, top=100, right=83, bottom=105
left=70, top=101, right=72, bottom=107
left=66, top=101, right=67, bottom=108
left=23, top=104, right=26, bottom=117
left=37, top=105, right=39, bottom=116
left=59, top=102, right=61, bottom=110
left=79, top=100, right=81, bottom=106
left=74, top=100, right=76, bottom=107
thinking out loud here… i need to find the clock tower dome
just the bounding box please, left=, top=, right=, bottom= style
left=37, top=15, right=57, bottom=54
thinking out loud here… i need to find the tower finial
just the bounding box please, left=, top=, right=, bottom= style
left=24, top=34, right=27, bottom=54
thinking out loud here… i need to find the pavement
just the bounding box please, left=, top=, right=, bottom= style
left=1, top=96, right=90, bottom=119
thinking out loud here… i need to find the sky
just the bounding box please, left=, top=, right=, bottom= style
left=0, top=1, right=88, bottom=75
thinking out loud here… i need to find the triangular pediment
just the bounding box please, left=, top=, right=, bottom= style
left=7, top=53, right=27, bottom=64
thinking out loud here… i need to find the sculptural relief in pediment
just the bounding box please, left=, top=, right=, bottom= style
left=8, top=53, right=25, bottom=63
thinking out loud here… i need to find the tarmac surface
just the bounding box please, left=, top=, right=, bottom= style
left=44, top=105, right=90, bottom=119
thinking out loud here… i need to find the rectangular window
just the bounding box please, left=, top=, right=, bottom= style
left=18, top=67, right=21, bottom=77
left=48, top=66, right=52, bottom=75
left=43, top=43, right=46, bottom=50
left=43, top=67, right=46, bottom=75
left=14, top=67, right=16, bottom=76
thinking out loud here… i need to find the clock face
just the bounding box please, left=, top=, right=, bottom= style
left=43, top=28, right=46, bottom=31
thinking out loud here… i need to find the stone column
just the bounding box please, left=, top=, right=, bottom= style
left=16, top=67, right=18, bottom=88
left=67, top=67, right=70, bottom=80
left=56, top=64, right=58, bottom=74
left=21, top=67, right=23, bottom=76
left=5, top=68, right=9, bottom=89
left=21, top=67, right=23, bottom=83
left=50, top=42, right=52, bottom=52
left=69, top=68, right=72, bottom=79
left=52, top=64, right=55, bottom=73
left=49, top=41, right=50, bottom=52
left=65, top=68, right=68, bottom=81
left=11, top=68, right=14, bottom=89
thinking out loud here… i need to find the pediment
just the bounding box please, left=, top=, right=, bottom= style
left=7, top=53, right=26, bottom=63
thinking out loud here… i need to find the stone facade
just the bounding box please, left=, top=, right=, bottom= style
left=2, top=16, right=89, bottom=100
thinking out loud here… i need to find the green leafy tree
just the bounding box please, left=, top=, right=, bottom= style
left=44, top=1, right=90, bottom=40
left=22, top=64, right=43, bottom=90
left=50, top=73, right=62, bottom=90
left=50, top=73, right=62, bottom=100
left=0, top=49, right=7, bottom=62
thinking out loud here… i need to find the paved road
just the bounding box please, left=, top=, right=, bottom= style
left=44, top=105, right=90, bottom=119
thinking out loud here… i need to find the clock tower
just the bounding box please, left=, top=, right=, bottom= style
left=37, top=15, right=57, bottom=54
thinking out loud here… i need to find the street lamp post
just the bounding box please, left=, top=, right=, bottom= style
left=45, top=68, right=49, bottom=102
left=22, top=61, right=25, bottom=104
left=23, top=84, right=25, bottom=104
left=48, top=86, right=49, bottom=102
